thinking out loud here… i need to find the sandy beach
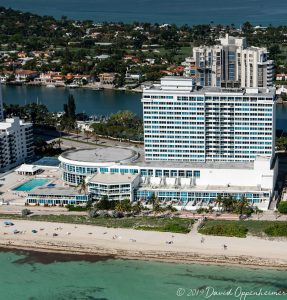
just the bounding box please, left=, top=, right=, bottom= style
left=1, top=218, right=287, bottom=269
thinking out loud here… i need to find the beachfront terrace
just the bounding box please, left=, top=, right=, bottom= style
left=0, top=168, right=63, bottom=206
left=26, top=187, right=90, bottom=206
left=88, top=173, right=140, bottom=201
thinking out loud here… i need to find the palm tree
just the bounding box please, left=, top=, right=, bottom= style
left=93, top=131, right=99, bottom=144
left=115, top=201, right=125, bottom=212
left=84, top=130, right=92, bottom=142
left=222, top=195, right=236, bottom=212
left=77, top=180, right=88, bottom=194
left=75, top=126, right=81, bottom=140
left=254, top=206, right=263, bottom=219
left=236, top=196, right=249, bottom=215
left=214, top=194, right=223, bottom=210
left=150, top=193, right=158, bottom=210
left=132, top=202, right=144, bottom=214
left=56, top=138, right=63, bottom=150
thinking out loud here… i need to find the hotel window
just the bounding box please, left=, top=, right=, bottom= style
left=186, top=171, right=193, bottom=177
left=171, top=170, right=177, bottom=177
left=178, top=170, right=185, bottom=177
left=163, top=170, right=169, bottom=177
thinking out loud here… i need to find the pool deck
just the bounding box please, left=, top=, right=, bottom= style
left=0, top=169, right=65, bottom=205
left=14, top=178, right=52, bottom=191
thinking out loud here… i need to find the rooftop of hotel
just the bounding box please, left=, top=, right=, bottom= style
left=143, top=76, right=276, bottom=97
left=89, top=172, right=139, bottom=184
left=60, top=146, right=257, bottom=170
left=60, top=147, right=139, bottom=164
left=27, top=186, right=84, bottom=196
left=132, top=148, right=255, bottom=169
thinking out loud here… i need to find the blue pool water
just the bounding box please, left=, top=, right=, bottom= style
left=14, top=179, right=51, bottom=191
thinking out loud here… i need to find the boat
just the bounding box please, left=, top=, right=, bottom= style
left=66, top=84, right=79, bottom=89
left=46, top=84, right=56, bottom=88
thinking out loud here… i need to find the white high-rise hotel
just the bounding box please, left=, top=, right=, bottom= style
left=143, top=77, right=275, bottom=163
left=59, top=76, right=277, bottom=211
left=0, top=84, right=33, bottom=172
left=183, top=34, right=274, bottom=88
left=55, top=29, right=277, bottom=212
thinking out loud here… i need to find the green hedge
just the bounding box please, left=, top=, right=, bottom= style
left=278, top=202, right=287, bottom=214
left=264, top=223, right=287, bottom=237
left=66, top=204, right=87, bottom=212
left=136, top=223, right=190, bottom=234
left=199, top=223, right=248, bottom=238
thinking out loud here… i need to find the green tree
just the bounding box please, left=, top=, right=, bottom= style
left=222, top=195, right=236, bottom=212
left=278, top=201, right=287, bottom=214
left=235, top=196, right=250, bottom=215
left=214, top=194, right=223, bottom=210
left=56, top=138, right=63, bottom=150
left=61, top=94, right=76, bottom=130
left=276, top=137, right=287, bottom=151
left=115, top=199, right=131, bottom=212
left=77, top=180, right=88, bottom=194
left=84, top=130, right=93, bottom=142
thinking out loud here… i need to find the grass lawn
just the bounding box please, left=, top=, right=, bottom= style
left=199, top=220, right=287, bottom=238
left=0, top=214, right=193, bottom=234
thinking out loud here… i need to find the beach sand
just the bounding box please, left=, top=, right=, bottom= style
left=1, top=218, right=287, bottom=269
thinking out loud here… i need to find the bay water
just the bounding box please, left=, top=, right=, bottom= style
left=2, top=85, right=287, bottom=131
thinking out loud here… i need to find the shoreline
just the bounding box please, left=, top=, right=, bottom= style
left=1, top=219, right=287, bottom=270
left=1, top=243, right=287, bottom=270
left=3, top=82, right=143, bottom=93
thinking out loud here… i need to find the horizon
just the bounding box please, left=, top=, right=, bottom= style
left=0, top=0, right=287, bottom=26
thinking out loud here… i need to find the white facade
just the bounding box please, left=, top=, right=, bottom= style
left=58, top=76, right=278, bottom=210
left=0, top=117, right=33, bottom=172
left=183, top=34, right=274, bottom=88
left=142, top=77, right=275, bottom=163
left=88, top=173, right=140, bottom=201
left=59, top=148, right=277, bottom=210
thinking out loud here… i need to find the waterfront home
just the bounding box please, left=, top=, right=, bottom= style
left=36, top=72, right=66, bottom=86
left=276, top=74, right=287, bottom=81
left=15, top=70, right=39, bottom=82
left=0, top=71, right=13, bottom=83
left=17, top=51, right=27, bottom=58
left=95, top=54, right=110, bottom=60
left=99, top=73, right=117, bottom=85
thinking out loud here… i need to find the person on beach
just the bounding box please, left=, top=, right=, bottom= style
left=201, top=237, right=205, bottom=244
left=223, top=244, right=227, bottom=250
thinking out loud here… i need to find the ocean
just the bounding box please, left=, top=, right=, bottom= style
left=0, top=0, right=287, bottom=26
left=0, top=249, right=287, bottom=300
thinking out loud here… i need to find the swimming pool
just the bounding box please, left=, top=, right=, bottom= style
left=14, top=179, right=51, bottom=191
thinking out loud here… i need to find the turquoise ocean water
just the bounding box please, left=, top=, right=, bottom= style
left=0, top=250, right=287, bottom=300
left=0, top=0, right=287, bottom=26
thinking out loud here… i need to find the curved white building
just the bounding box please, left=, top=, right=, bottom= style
left=58, top=77, right=278, bottom=211
left=59, top=148, right=277, bottom=210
